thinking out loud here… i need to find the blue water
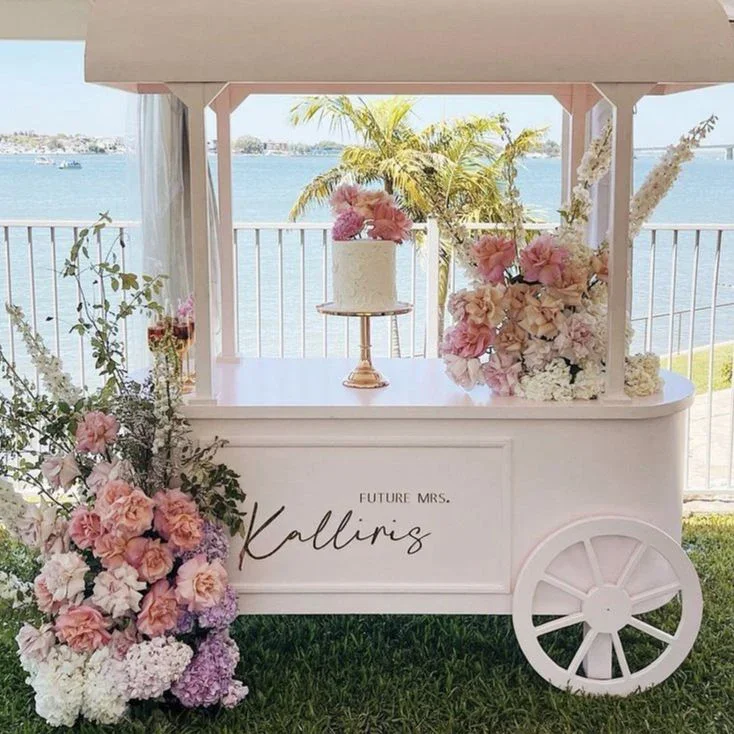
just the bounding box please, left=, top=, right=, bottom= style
left=0, top=153, right=732, bottom=375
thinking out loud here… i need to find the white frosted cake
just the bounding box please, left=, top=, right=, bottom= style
left=331, top=239, right=398, bottom=312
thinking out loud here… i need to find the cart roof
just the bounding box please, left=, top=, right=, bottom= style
left=83, top=0, right=734, bottom=92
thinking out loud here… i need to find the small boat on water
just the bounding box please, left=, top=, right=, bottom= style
left=34, top=156, right=55, bottom=165
left=58, top=160, right=82, bottom=170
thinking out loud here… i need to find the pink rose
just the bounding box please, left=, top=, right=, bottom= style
left=94, top=479, right=133, bottom=518
left=68, top=507, right=102, bottom=550
left=55, top=605, right=111, bottom=653
left=137, top=579, right=180, bottom=637
left=483, top=352, right=523, bottom=397
left=353, top=189, right=391, bottom=219
left=125, top=537, right=174, bottom=583
left=41, top=453, right=80, bottom=490
left=93, top=532, right=128, bottom=569
left=75, top=411, right=119, bottom=454
left=167, top=513, right=205, bottom=553
left=441, top=320, right=494, bottom=359
left=104, top=489, right=154, bottom=539
left=329, top=183, right=362, bottom=214
left=175, top=554, right=228, bottom=612
left=472, top=234, right=516, bottom=285
left=519, top=234, right=569, bottom=286
left=153, top=489, right=199, bottom=539
left=368, top=201, right=412, bottom=243
left=332, top=209, right=365, bottom=241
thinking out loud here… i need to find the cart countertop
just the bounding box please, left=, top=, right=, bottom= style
left=182, top=359, right=694, bottom=421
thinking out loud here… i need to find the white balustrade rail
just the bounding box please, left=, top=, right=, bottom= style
left=0, top=219, right=732, bottom=493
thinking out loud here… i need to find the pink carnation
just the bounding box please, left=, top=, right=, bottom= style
left=329, top=183, right=362, bottom=214
left=483, top=352, right=523, bottom=397
left=75, top=411, right=119, bottom=454
left=441, top=320, right=494, bottom=359
left=519, top=234, right=569, bottom=286
left=55, top=605, right=111, bottom=653
left=472, top=234, right=516, bottom=284
left=137, top=579, right=180, bottom=637
left=68, top=506, right=102, bottom=550
left=175, top=554, right=228, bottom=612
left=332, top=209, right=365, bottom=241
left=368, top=201, right=412, bottom=243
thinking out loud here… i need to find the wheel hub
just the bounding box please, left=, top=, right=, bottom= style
left=582, top=584, right=631, bottom=633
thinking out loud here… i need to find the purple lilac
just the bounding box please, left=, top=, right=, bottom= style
left=171, top=631, right=242, bottom=708
left=174, top=609, right=196, bottom=635
left=180, top=520, right=229, bottom=563
left=198, top=586, right=238, bottom=630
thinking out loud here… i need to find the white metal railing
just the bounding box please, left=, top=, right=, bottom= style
left=0, top=219, right=732, bottom=494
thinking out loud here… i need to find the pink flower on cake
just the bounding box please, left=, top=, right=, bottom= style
left=125, top=537, right=174, bottom=583
left=519, top=234, right=569, bottom=286
left=471, top=235, right=516, bottom=284
left=332, top=209, right=365, bottom=240
left=441, top=320, right=494, bottom=359
left=329, top=183, right=362, bottom=214
left=175, top=554, right=228, bottom=612
left=352, top=189, right=391, bottom=219
left=41, top=453, right=80, bottom=490
left=75, top=411, right=119, bottom=454
left=55, top=604, right=111, bottom=653
left=368, top=202, right=412, bottom=243
left=68, top=506, right=102, bottom=550
left=137, top=579, right=180, bottom=637
left=93, top=532, right=128, bottom=570
left=483, top=352, right=523, bottom=397
left=103, top=488, right=154, bottom=539
left=91, top=562, right=146, bottom=618
left=94, top=479, right=133, bottom=518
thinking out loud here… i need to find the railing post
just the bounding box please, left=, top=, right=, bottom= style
left=425, top=217, right=441, bottom=358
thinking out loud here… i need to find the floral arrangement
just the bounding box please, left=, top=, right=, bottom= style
left=441, top=115, right=716, bottom=400
left=330, top=183, right=413, bottom=242
left=0, top=219, right=249, bottom=727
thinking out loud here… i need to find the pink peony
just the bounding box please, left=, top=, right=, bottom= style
left=329, top=183, right=362, bottom=214
left=16, top=622, right=56, bottom=664
left=75, top=411, right=119, bottom=454
left=93, top=532, right=128, bottom=569
left=125, top=537, right=174, bottom=583
left=519, top=234, right=569, bottom=286
left=353, top=189, right=391, bottom=219
left=175, top=554, right=228, bottom=612
left=368, top=201, right=412, bottom=243
left=332, top=209, right=365, bottom=241
left=471, top=234, right=516, bottom=284
left=441, top=320, right=494, bottom=359
left=94, top=479, right=133, bottom=519
left=68, top=506, right=102, bottom=550
left=483, top=352, right=523, bottom=397
left=103, top=488, right=154, bottom=539
left=153, top=489, right=199, bottom=539
left=55, top=605, right=111, bottom=653
left=554, top=312, right=599, bottom=363
left=40, top=453, right=80, bottom=490
left=137, top=579, right=180, bottom=637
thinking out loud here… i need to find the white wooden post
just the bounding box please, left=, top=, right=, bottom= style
left=560, top=110, right=571, bottom=205
left=556, top=85, right=597, bottom=206
left=588, top=100, right=613, bottom=248
left=595, top=83, right=655, bottom=402
left=211, top=85, right=249, bottom=363
left=425, top=217, right=441, bottom=358
left=167, top=82, right=226, bottom=404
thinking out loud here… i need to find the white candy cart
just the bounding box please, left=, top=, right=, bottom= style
left=83, top=0, right=734, bottom=695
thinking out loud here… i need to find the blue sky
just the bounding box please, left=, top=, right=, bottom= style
left=1, top=41, right=733, bottom=147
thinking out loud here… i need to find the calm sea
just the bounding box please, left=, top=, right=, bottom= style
left=0, top=153, right=732, bottom=375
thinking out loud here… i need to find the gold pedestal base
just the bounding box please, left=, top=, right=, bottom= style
left=343, top=359, right=389, bottom=389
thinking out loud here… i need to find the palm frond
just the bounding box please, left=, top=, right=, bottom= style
left=288, top=166, right=349, bottom=221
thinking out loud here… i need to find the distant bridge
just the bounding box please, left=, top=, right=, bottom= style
left=635, top=143, right=734, bottom=160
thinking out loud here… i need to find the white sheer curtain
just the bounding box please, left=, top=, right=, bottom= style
left=134, top=94, right=221, bottom=355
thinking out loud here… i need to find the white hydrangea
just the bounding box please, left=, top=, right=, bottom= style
left=125, top=637, right=193, bottom=700
left=572, top=361, right=606, bottom=400
left=81, top=647, right=129, bottom=725
left=625, top=353, right=663, bottom=397
left=28, top=644, right=87, bottom=728
left=517, top=359, right=574, bottom=402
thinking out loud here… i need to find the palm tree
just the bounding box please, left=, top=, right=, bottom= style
left=289, top=96, right=542, bottom=351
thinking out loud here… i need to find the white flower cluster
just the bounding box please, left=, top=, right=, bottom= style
left=150, top=348, right=184, bottom=456
left=124, top=636, right=193, bottom=700
left=516, top=359, right=606, bottom=402
left=81, top=647, right=129, bottom=725
left=6, top=304, right=82, bottom=404
left=0, top=569, right=34, bottom=609
left=0, top=478, right=27, bottom=536
left=625, top=353, right=663, bottom=397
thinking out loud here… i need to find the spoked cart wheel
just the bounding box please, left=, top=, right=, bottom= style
left=512, top=517, right=702, bottom=696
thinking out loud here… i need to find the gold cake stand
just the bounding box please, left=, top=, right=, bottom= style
left=316, top=302, right=413, bottom=388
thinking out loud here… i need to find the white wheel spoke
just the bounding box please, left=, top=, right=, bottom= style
left=611, top=631, right=631, bottom=680
left=584, top=538, right=604, bottom=587
left=567, top=629, right=598, bottom=675
left=627, top=615, right=676, bottom=645
left=534, top=612, right=585, bottom=637
left=616, top=542, right=648, bottom=588
left=630, top=581, right=681, bottom=607
left=541, top=573, right=588, bottom=601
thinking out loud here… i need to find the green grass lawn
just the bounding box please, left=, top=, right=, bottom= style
left=1, top=516, right=734, bottom=734
left=662, top=342, right=733, bottom=394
